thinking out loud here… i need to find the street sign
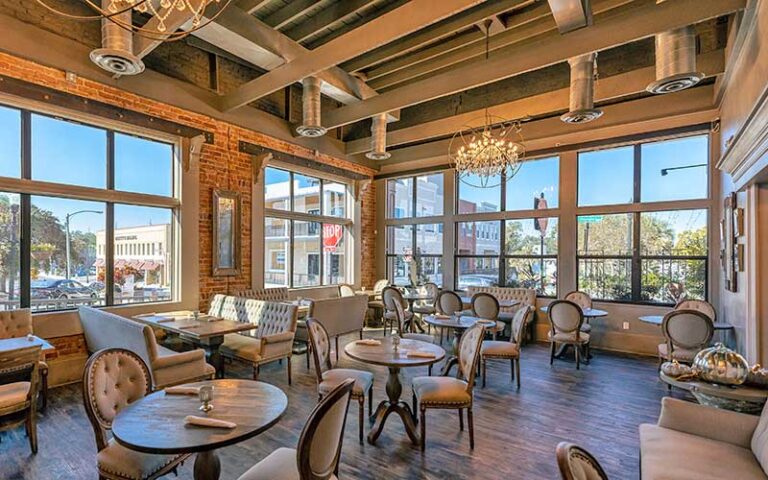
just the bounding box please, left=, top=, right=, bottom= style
left=323, top=224, right=343, bottom=252
left=578, top=215, right=604, bottom=223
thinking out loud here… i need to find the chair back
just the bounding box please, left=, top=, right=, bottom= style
left=511, top=305, right=533, bottom=345
left=0, top=309, right=33, bottom=339
left=220, top=296, right=249, bottom=322
left=458, top=324, right=484, bottom=392
left=556, top=442, right=609, bottom=480
left=79, top=306, right=158, bottom=366
left=471, top=292, right=499, bottom=320
left=662, top=309, right=714, bottom=352
left=372, top=279, right=389, bottom=295
left=297, top=379, right=355, bottom=480
left=548, top=300, right=584, bottom=336
left=208, top=294, right=226, bottom=317
left=82, top=348, right=152, bottom=451
left=674, top=299, right=716, bottom=322
left=382, top=287, right=407, bottom=334
left=436, top=290, right=463, bottom=316
left=0, top=345, right=41, bottom=412
left=338, top=284, right=356, bottom=297
left=418, top=282, right=439, bottom=303
left=305, top=318, right=333, bottom=381
left=306, top=295, right=368, bottom=338
left=246, top=300, right=298, bottom=338
left=564, top=291, right=593, bottom=310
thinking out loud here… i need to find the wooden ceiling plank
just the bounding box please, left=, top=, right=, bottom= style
left=218, top=0, right=485, bottom=112
left=377, top=85, right=717, bottom=166
left=367, top=0, right=627, bottom=91
left=285, top=0, right=376, bottom=44
left=346, top=50, right=725, bottom=154
left=263, top=0, right=320, bottom=29
left=341, top=0, right=529, bottom=73
left=323, top=0, right=745, bottom=129
left=237, top=0, right=272, bottom=14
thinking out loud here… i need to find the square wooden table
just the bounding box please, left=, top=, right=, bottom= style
left=133, top=311, right=255, bottom=377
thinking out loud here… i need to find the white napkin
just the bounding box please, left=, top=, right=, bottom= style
left=407, top=351, right=436, bottom=359
left=164, top=386, right=201, bottom=395
left=356, top=339, right=382, bottom=346
left=184, top=415, right=236, bottom=429
left=477, top=319, right=496, bottom=325
left=156, top=317, right=175, bottom=323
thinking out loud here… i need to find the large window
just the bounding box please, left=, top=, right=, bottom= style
left=0, top=105, right=178, bottom=312
left=385, top=173, right=445, bottom=286
left=576, top=135, right=709, bottom=304
left=264, top=167, right=350, bottom=288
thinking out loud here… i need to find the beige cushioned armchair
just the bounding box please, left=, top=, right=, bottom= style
left=79, top=306, right=215, bottom=389
left=640, top=397, right=768, bottom=479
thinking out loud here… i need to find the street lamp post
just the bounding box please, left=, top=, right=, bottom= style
left=65, top=210, right=102, bottom=279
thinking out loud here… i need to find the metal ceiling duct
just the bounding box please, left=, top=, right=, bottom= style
left=296, top=77, right=328, bottom=137
left=89, top=0, right=145, bottom=76
left=560, top=52, right=603, bottom=124
left=647, top=26, right=704, bottom=94
left=366, top=113, right=391, bottom=160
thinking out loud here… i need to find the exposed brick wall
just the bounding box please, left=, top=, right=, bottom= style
left=0, top=51, right=377, bottom=320
left=44, top=335, right=87, bottom=362
left=360, top=181, right=377, bottom=288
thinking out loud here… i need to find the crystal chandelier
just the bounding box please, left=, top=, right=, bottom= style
left=35, top=0, right=233, bottom=40
left=448, top=20, right=525, bottom=188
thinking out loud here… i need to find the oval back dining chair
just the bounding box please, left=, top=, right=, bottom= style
left=382, top=286, right=414, bottom=337
left=471, top=292, right=504, bottom=340
left=305, top=318, right=373, bottom=443
left=237, top=379, right=355, bottom=480
left=480, top=305, right=532, bottom=389
left=83, top=348, right=188, bottom=480
left=674, top=299, right=716, bottom=322
left=0, top=345, right=42, bottom=454
left=436, top=290, right=464, bottom=316
left=555, top=442, right=609, bottom=480
left=659, top=309, right=714, bottom=365
left=338, top=284, right=356, bottom=297
left=564, top=291, right=594, bottom=334
left=547, top=300, right=590, bottom=369
left=0, top=308, right=48, bottom=411
left=413, top=283, right=440, bottom=332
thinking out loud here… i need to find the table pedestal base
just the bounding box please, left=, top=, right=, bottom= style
left=194, top=450, right=221, bottom=480
left=368, top=367, right=420, bottom=446
left=198, top=337, right=225, bottom=378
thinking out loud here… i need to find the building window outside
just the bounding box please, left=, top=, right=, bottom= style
left=264, top=167, right=350, bottom=288
left=0, top=104, right=178, bottom=312
left=385, top=173, right=445, bottom=286
left=576, top=135, right=709, bottom=304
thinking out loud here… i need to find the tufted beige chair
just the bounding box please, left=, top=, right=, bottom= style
left=658, top=309, right=714, bottom=366
left=338, top=284, right=356, bottom=297
left=0, top=309, right=48, bottom=411
left=481, top=305, right=532, bottom=389
left=435, top=290, right=464, bottom=344
left=556, top=442, right=609, bottom=480
left=564, top=290, right=594, bottom=334
left=0, top=345, right=42, bottom=454
left=412, top=323, right=484, bottom=451
left=83, top=348, right=188, bottom=480
left=207, top=294, right=227, bottom=317
left=306, top=318, right=372, bottom=443
left=468, top=286, right=536, bottom=340
left=382, top=287, right=414, bottom=337
left=674, top=299, right=716, bottom=322
left=234, top=287, right=290, bottom=302
left=238, top=379, right=354, bottom=480
left=547, top=300, right=590, bottom=369
left=219, top=300, right=298, bottom=383
left=219, top=295, right=250, bottom=322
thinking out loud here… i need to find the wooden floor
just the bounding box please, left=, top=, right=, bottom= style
left=0, top=333, right=676, bottom=480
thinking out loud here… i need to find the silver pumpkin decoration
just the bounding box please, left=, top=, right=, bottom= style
left=693, top=343, right=749, bottom=386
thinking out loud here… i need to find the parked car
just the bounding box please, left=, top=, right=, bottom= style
left=31, top=278, right=98, bottom=299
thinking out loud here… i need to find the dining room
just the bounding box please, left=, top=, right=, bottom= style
left=0, top=0, right=767, bottom=479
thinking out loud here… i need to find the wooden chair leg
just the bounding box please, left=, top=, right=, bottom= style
left=515, top=359, right=521, bottom=389
left=412, top=392, right=417, bottom=416
left=482, top=359, right=487, bottom=388
left=40, top=369, right=48, bottom=412
left=287, top=356, right=292, bottom=385
left=458, top=408, right=464, bottom=431
left=358, top=396, right=364, bottom=443
left=359, top=330, right=363, bottom=340
left=306, top=343, right=311, bottom=370
left=549, top=342, right=556, bottom=365
left=428, top=364, right=432, bottom=376
left=575, top=345, right=581, bottom=370
left=467, top=407, right=474, bottom=450
left=369, top=386, right=374, bottom=417
left=335, top=337, right=340, bottom=363
left=420, top=407, right=426, bottom=452
left=27, top=412, right=37, bottom=454
left=253, top=364, right=260, bottom=380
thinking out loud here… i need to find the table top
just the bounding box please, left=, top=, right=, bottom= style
left=638, top=315, right=734, bottom=330
left=424, top=314, right=503, bottom=331
left=539, top=305, right=608, bottom=318
left=133, top=312, right=255, bottom=339
left=458, top=296, right=520, bottom=308
left=401, top=293, right=433, bottom=301
left=659, top=372, right=768, bottom=402
left=112, top=379, right=287, bottom=455
left=345, top=337, right=445, bottom=368
left=356, top=289, right=379, bottom=298
left=0, top=335, right=55, bottom=353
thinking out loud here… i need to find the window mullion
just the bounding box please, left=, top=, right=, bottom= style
left=106, top=131, right=115, bottom=306
left=631, top=212, right=642, bottom=301
left=499, top=220, right=506, bottom=287
left=19, top=110, right=31, bottom=309
left=289, top=219, right=295, bottom=288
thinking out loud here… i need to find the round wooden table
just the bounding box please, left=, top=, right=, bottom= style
left=112, top=379, right=287, bottom=480
left=424, top=315, right=503, bottom=376
left=345, top=337, right=445, bottom=446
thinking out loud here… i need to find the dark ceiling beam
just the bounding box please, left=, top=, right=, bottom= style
left=322, top=0, right=745, bottom=130
left=341, top=0, right=530, bottom=73
left=284, top=0, right=376, bottom=44
left=237, top=0, right=272, bottom=14
left=218, top=0, right=486, bottom=112
left=263, top=0, right=320, bottom=29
